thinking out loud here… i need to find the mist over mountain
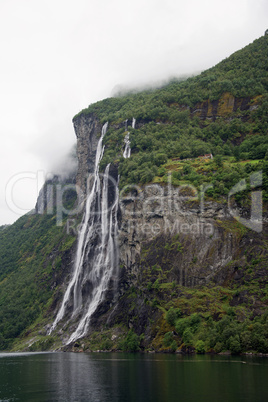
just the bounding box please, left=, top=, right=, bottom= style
left=110, top=73, right=196, bottom=97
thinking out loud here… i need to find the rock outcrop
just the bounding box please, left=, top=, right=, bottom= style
left=118, top=185, right=236, bottom=289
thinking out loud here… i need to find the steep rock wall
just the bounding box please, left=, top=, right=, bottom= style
left=71, top=114, right=262, bottom=333
left=73, top=113, right=103, bottom=197
left=118, top=186, right=238, bottom=289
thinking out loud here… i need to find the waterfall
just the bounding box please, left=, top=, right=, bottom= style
left=123, top=117, right=135, bottom=158
left=68, top=164, right=119, bottom=343
left=49, top=122, right=119, bottom=343
left=123, top=133, right=131, bottom=158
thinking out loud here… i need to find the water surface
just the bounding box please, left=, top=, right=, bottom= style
left=0, top=352, right=267, bottom=401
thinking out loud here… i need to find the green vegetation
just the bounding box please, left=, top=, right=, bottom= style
left=119, top=329, right=141, bottom=352
left=119, top=231, right=268, bottom=354
left=164, top=310, right=268, bottom=354
left=0, top=211, right=76, bottom=350
left=28, top=336, right=56, bottom=351
left=74, top=35, right=268, bottom=202
left=144, top=264, right=268, bottom=355
left=75, top=36, right=268, bottom=121
left=165, top=307, right=182, bottom=326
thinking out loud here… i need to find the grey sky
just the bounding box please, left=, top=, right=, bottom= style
left=0, top=0, right=267, bottom=224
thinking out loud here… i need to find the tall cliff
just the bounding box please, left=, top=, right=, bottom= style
left=0, top=34, right=267, bottom=353
left=73, top=113, right=103, bottom=197
left=61, top=114, right=266, bottom=352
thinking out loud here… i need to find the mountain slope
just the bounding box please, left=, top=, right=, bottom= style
left=0, top=34, right=267, bottom=353
left=75, top=34, right=268, bottom=198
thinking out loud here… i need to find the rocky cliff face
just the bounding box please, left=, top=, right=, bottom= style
left=68, top=112, right=266, bottom=342
left=73, top=113, right=103, bottom=197
left=119, top=187, right=235, bottom=288
left=73, top=114, right=246, bottom=282
left=188, top=93, right=260, bottom=124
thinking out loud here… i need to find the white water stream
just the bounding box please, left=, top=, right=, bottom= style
left=49, top=122, right=119, bottom=343
left=123, top=117, right=135, bottom=158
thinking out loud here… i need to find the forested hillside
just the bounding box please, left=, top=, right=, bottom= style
left=0, top=212, right=76, bottom=350
left=76, top=34, right=268, bottom=201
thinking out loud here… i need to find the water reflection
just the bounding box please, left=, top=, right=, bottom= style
left=0, top=353, right=267, bottom=401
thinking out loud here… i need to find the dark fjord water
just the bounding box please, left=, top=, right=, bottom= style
left=0, top=352, right=267, bottom=402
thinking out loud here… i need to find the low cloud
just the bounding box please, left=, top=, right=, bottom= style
left=50, top=144, right=78, bottom=180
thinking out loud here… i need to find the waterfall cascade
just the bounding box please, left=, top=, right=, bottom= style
left=49, top=122, right=119, bottom=343
left=123, top=117, right=135, bottom=158
left=123, top=133, right=131, bottom=158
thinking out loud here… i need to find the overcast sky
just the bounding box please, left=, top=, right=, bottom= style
left=0, top=0, right=267, bottom=225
